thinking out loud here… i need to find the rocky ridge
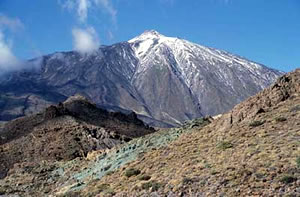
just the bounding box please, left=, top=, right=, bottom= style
left=0, top=94, right=155, bottom=180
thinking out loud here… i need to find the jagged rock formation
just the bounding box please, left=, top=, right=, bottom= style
left=218, top=68, right=300, bottom=129
left=0, top=30, right=282, bottom=127
left=0, top=95, right=155, bottom=179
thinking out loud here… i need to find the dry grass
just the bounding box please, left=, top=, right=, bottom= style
left=88, top=97, right=300, bottom=196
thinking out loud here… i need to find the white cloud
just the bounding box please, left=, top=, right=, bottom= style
left=94, top=0, right=117, bottom=24
left=58, top=0, right=117, bottom=24
left=0, top=31, right=20, bottom=72
left=59, top=0, right=117, bottom=52
left=58, top=0, right=89, bottom=23
left=72, top=27, right=100, bottom=54
left=58, top=0, right=75, bottom=10
left=78, top=0, right=90, bottom=23
left=0, top=14, right=40, bottom=74
left=0, top=14, right=26, bottom=73
left=107, top=30, right=114, bottom=40
left=0, top=14, right=24, bottom=32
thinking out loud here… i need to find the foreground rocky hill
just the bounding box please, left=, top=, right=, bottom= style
left=0, top=68, right=298, bottom=196
left=0, top=30, right=282, bottom=127
left=0, top=94, right=154, bottom=180
left=92, top=69, right=300, bottom=196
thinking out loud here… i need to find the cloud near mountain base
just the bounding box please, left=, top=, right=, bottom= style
left=0, top=31, right=21, bottom=72
left=0, top=14, right=25, bottom=73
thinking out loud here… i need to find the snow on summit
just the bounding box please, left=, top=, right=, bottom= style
left=129, top=30, right=260, bottom=71
left=128, top=30, right=280, bottom=89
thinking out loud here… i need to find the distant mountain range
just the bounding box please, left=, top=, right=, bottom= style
left=0, top=30, right=283, bottom=127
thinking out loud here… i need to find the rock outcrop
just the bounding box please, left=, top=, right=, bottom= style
left=0, top=95, right=155, bottom=179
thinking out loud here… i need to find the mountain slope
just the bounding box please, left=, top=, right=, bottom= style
left=0, top=30, right=283, bottom=127
left=80, top=69, right=300, bottom=196
left=129, top=30, right=282, bottom=117
left=0, top=95, right=155, bottom=179
left=0, top=70, right=298, bottom=197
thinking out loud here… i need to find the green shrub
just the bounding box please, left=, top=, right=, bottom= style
left=0, top=188, right=5, bottom=195
left=210, top=170, right=218, bottom=175
left=199, top=180, right=206, bottom=186
left=296, top=157, right=300, bottom=168
left=249, top=120, right=264, bottom=127
left=97, top=184, right=110, bottom=192
left=290, top=105, right=300, bottom=112
left=106, top=171, right=114, bottom=176
left=182, top=177, right=194, bottom=185
left=103, top=188, right=115, bottom=195
left=204, top=163, right=212, bottom=169
left=59, top=191, right=81, bottom=197
left=275, top=117, right=287, bottom=122
left=280, top=176, right=297, bottom=184
left=138, top=174, right=151, bottom=181
left=124, top=168, right=141, bottom=177
left=141, top=181, right=162, bottom=191
left=217, top=141, right=233, bottom=150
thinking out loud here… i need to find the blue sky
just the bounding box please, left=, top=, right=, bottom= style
left=0, top=0, right=299, bottom=72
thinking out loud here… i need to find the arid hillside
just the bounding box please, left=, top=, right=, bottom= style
left=84, top=69, right=300, bottom=196
left=0, top=94, right=155, bottom=180
left=0, top=69, right=299, bottom=196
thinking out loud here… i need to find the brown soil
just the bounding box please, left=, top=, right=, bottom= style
left=0, top=94, right=155, bottom=179
left=86, top=69, right=300, bottom=196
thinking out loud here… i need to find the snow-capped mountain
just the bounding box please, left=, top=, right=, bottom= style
left=0, top=30, right=283, bottom=127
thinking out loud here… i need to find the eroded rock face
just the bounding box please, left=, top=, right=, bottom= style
left=0, top=95, right=155, bottom=179
left=219, top=69, right=300, bottom=129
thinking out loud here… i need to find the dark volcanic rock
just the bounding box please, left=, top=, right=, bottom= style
left=0, top=95, right=155, bottom=179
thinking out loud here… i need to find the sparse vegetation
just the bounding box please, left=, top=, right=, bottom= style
left=254, top=173, right=266, bottom=179
left=0, top=187, right=5, bottom=195
left=280, top=175, right=297, bottom=184
left=290, top=105, right=300, bottom=112
left=97, top=184, right=110, bottom=192
left=182, top=177, right=195, bottom=185
left=296, top=157, right=300, bottom=168
left=138, top=174, right=151, bottom=181
left=183, top=117, right=211, bottom=129
left=102, top=188, right=115, bottom=195
left=217, top=141, right=233, bottom=150
left=106, top=171, right=114, bottom=176
left=211, top=170, right=218, bottom=175
left=124, top=168, right=141, bottom=177
left=275, top=117, right=287, bottom=122
left=58, top=191, right=82, bottom=197
left=249, top=120, right=264, bottom=127
left=204, top=163, right=212, bottom=169
left=2, top=70, right=300, bottom=197
left=141, top=180, right=162, bottom=191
